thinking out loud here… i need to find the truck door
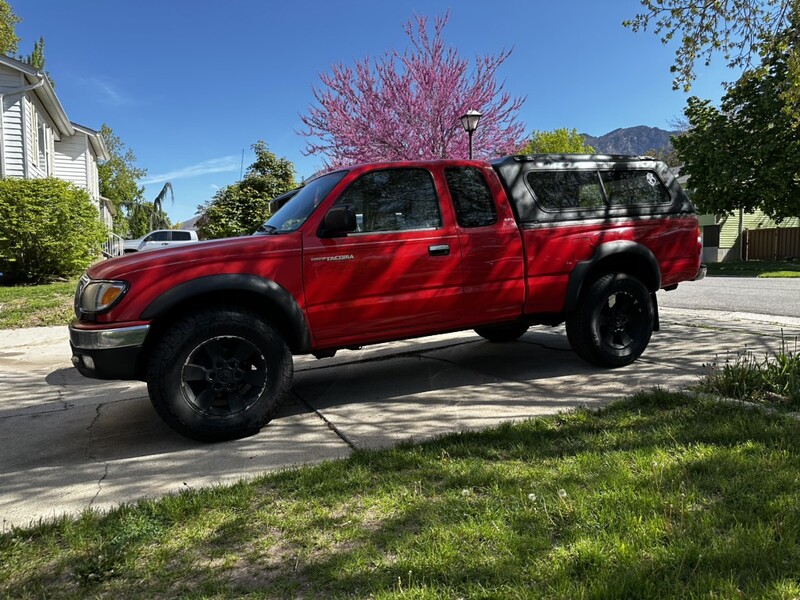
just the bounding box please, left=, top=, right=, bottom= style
left=302, top=167, right=463, bottom=345
left=444, top=166, right=526, bottom=324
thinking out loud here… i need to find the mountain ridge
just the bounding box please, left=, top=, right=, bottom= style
left=581, top=125, right=676, bottom=155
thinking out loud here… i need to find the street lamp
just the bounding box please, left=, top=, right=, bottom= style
left=460, top=110, right=482, bottom=159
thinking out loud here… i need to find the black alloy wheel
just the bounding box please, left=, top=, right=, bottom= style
left=180, top=336, right=268, bottom=418
left=147, top=307, right=293, bottom=442
left=566, top=273, right=654, bottom=367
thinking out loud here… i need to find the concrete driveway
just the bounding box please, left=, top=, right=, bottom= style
left=2, top=307, right=799, bottom=528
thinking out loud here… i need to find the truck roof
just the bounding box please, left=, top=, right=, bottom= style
left=490, top=154, right=657, bottom=167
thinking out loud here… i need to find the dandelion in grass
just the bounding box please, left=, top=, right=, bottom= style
left=461, top=489, right=471, bottom=497
left=558, top=489, right=567, bottom=499
left=528, top=493, right=537, bottom=501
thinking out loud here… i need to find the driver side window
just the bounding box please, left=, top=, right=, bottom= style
left=334, top=168, right=441, bottom=233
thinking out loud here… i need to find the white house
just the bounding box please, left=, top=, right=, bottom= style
left=0, top=54, right=118, bottom=248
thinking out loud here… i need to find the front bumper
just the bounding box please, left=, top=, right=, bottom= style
left=69, top=322, right=150, bottom=380
left=694, top=263, right=707, bottom=281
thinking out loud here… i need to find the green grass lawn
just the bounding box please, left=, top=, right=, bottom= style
left=706, top=261, right=800, bottom=278
left=3, top=390, right=800, bottom=599
left=0, top=280, right=76, bottom=328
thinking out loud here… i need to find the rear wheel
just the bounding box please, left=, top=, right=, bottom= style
left=566, top=273, right=654, bottom=367
left=474, top=322, right=529, bottom=343
left=147, top=307, right=293, bottom=442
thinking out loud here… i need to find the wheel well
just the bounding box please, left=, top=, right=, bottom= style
left=136, top=290, right=307, bottom=378
left=586, top=253, right=660, bottom=292
left=564, top=250, right=661, bottom=314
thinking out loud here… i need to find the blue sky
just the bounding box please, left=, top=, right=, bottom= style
left=18, top=0, right=739, bottom=224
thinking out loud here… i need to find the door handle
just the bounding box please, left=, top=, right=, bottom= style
left=428, top=244, right=450, bottom=256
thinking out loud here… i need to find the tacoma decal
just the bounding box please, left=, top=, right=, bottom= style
left=310, top=254, right=355, bottom=263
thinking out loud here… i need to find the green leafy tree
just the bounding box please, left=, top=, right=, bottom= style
left=127, top=201, right=171, bottom=238
left=625, top=0, right=799, bottom=95
left=97, top=124, right=147, bottom=236
left=19, top=36, right=54, bottom=86
left=196, top=142, right=295, bottom=239
left=644, top=145, right=681, bottom=167
left=0, top=0, right=20, bottom=54
left=674, top=25, right=800, bottom=221
left=520, top=128, right=595, bottom=154
left=0, top=179, right=107, bottom=283
left=24, top=36, right=44, bottom=68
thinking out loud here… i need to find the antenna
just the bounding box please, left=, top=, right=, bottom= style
left=239, top=149, right=245, bottom=179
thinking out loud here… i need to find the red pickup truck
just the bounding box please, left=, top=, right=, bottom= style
left=70, top=155, right=704, bottom=441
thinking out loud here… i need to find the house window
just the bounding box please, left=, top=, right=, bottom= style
left=32, top=110, right=50, bottom=175
left=37, top=118, right=49, bottom=175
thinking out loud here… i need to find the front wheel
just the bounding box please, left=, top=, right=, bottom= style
left=147, top=307, right=293, bottom=442
left=566, top=273, right=654, bottom=368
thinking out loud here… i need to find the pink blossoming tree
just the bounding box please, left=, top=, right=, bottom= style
left=300, top=13, right=526, bottom=168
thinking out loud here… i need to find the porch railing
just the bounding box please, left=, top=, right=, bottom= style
left=102, top=233, right=125, bottom=258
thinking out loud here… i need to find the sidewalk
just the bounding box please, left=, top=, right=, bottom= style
left=2, top=309, right=798, bottom=529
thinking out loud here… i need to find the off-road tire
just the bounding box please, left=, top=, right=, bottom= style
left=565, top=273, right=654, bottom=368
left=146, top=307, right=293, bottom=442
left=474, top=322, right=529, bottom=343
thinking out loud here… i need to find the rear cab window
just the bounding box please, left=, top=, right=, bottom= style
left=444, top=167, right=498, bottom=228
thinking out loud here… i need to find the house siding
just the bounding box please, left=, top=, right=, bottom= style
left=0, top=67, right=22, bottom=177
left=87, top=147, right=100, bottom=200
left=2, top=95, right=24, bottom=177
left=0, top=70, right=21, bottom=91
left=24, top=96, right=56, bottom=179
left=53, top=134, right=89, bottom=190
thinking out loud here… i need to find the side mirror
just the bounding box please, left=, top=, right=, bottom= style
left=320, top=205, right=357, bottom=238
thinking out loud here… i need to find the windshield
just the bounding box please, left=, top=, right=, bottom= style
left=260, top=170, right=348, bottom=233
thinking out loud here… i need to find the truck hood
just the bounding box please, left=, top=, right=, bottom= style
left=88, top=234, right=302, bottom=280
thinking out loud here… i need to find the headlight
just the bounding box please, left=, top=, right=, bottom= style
left=75, top=275, right=129, bottom=318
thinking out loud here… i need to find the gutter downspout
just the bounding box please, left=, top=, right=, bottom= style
left=2, top=73, right=46, bottom=178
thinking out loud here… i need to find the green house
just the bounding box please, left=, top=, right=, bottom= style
left=673, top=167, right=799, bottom=262
left=699, top=211, right=800, bottom=262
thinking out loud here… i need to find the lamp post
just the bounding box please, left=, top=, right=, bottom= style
left=460, top=110, right=482, bottom=159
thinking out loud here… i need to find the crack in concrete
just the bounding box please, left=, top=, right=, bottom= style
left=519, top=338, right=572, bottom=353
left=84, top=403, right=111, bottom=508
left=0, top=404, right=69, bottom=420
left=89, top=463, right=109, bottom=508
left=55, top=388, right=71, bottom=412
left=292, top=390, right=357, bottom=451
left=84, top=403, right=103, bottom=461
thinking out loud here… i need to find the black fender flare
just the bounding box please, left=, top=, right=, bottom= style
left=141, top=274, right=311, bottom=353
left=563, top=240, right=661, bottom=314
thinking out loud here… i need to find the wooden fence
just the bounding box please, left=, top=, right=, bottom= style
left=745, top=227, right=800, bottom=261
